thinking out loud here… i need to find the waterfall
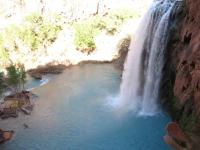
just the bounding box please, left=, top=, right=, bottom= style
left=118, top=0, right=177, bottom=115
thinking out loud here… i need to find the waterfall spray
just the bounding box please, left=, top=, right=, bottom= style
left=118, top=0, right=177, bottom=116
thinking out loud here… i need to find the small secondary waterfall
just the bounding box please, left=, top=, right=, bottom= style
left=118, top=0, right=178, bottom=115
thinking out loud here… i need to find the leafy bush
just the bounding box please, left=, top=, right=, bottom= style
left=18, top=13, right=62, bottom=51
left=24, top=13, right=43, bottom=24
left=73, top=17, right=104, bottom=54
left=6, top=65, right=20, bottom=90
left=73, top=8, right=140, bottom=54
left=6, top=64, right=27, bottom=92
left=0, top=13, right=62, bottom=53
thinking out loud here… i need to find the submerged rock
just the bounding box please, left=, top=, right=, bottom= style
left=0, top=129, right=14, bottom=144
left=23, top=123, right=29, bottom=129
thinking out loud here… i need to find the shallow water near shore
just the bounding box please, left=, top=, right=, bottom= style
left=0, top=64, right=171, bottom=150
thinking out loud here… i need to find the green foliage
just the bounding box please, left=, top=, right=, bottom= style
left=3, top=25, right=19, bottom=49
left=73, top=18, right=100, bottom=54
left=18, top=64, right=26, bottom=90
left=6, top=65, right=19, bottom=91
left=0, top=8, right=140, bottom=58
left=6, top=64, right=27, bottom=92
left=0, top=71, right=4, bottom=94
left=0, top=13, right=62, bottom=54
left=73, top=15, right=107, bottom=53
left=18, top=27, right=39, bottom=51
left=24, top=13, right=43, bottom=24
left=18, top=13, right=62, bottom=51
left=73, top=8, right=140, bottom=54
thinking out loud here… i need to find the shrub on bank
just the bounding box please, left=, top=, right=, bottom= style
left=73, top=16, right=105, bottom=54
left=0, top=13, right=62, bottom=54
left=19, top=13, right=62, bottom=51
left=73, top=8, right=140, bottom=54
left=6, top=64, right=26, bottom=92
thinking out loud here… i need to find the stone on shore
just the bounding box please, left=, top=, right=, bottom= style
left=28, top=64, right=67, bottom=80
left=0, top=90, right=36, bottom=119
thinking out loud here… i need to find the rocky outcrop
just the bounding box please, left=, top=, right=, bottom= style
left=0, top=91, right=36, bottom=119
left=161, top=0, right=200, bottom=149
left=164, top=122, right=189, bottom=149
left=113, top=35, right=130, bottom=70
left=28, top=64, right=67, bottom=79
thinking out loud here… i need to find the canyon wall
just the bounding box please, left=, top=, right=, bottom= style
left=174, top=0, right=200, bottom=120
left=161, top=0, right=200, bottom=149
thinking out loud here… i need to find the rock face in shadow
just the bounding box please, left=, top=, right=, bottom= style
left=113, top=36, right=130, bottom=70
left=161, top=0, right=200, bottom=149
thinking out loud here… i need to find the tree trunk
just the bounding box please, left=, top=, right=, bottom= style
left=40, top=0, right=45, bottom=15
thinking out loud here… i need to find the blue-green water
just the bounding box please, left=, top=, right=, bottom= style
left=0, top=64, right=171, bottom=150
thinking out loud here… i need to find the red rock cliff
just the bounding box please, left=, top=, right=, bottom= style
left=174, top=0, right=200, bottom=113
left=161, top=0, right=200, bottom=149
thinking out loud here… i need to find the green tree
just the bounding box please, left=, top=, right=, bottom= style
left=6, top=64, right=27, bottom=92
left=18, top=64, right=26, bottom=90
left=6, top=65, right=20, bottom=92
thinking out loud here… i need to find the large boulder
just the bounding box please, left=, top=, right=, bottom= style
left=166, top=122, right=187, bottom=142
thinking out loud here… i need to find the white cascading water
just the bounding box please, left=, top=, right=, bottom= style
left=118, top=0, right=177, bottom=115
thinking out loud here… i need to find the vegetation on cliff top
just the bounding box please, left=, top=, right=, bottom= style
left=73, top=8, right=140, bottom=54
left=0, top=13, right=62, bottom=67
left=0, top=7, right=140, bottom=65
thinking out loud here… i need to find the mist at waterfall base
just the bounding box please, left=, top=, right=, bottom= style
left=116, top=0, right=177, bottom=116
